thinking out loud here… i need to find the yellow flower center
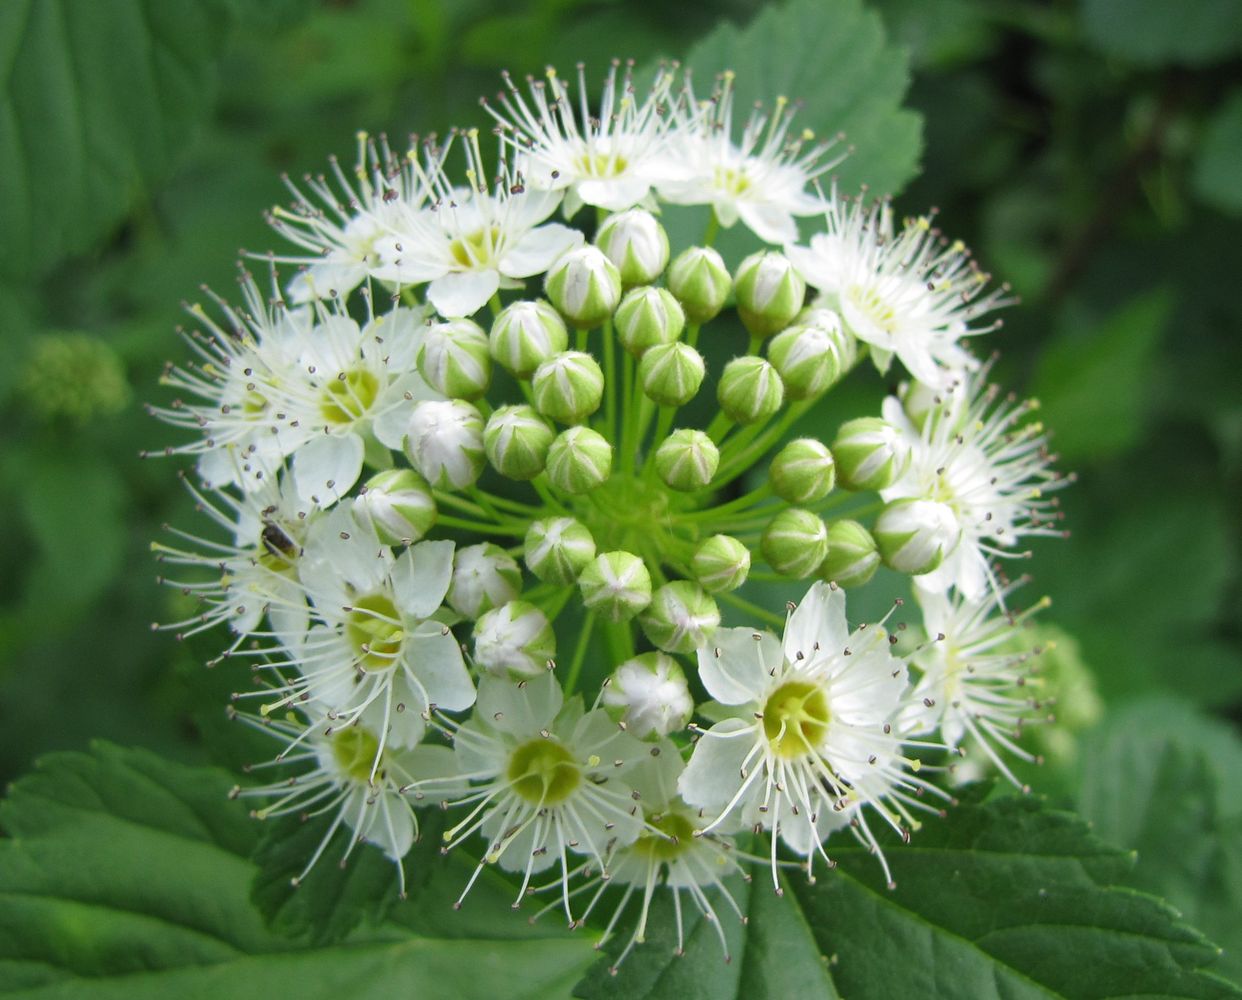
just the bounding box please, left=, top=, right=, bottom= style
left=449, top=226, right=501, bottom=268
left=320, top=368, right=380, bottom=425
left=632, top=810, right=697, bottom=862
left=763, top=679, right=831, bottom=758
left=331, top=726, right=383, bottom=783
left=346, top=593, right=405, bottom=672
left=506, top=738, right=581, bottom=806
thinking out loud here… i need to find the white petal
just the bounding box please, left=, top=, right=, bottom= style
left=403, top=627, right=475, bottom=711
left=696, top=627, right=780, bottom=705
left=678, top=718, right=759, bottom=810
left=575, top=176, right=650, bottom=212
left=427, top=269, right=500, bottom=318
left=499, top=224, right=583, bottom=278
left=392, top=539, right=455, bottom=619
left=783, top=581, right=849, bottom=665
left=293, top=433, right=365, bottom=505
left=476, top=671, right=562, bottom=737
left=737, top=201, right=799, bottom=245
left=785, top=237, right=836, bottom=291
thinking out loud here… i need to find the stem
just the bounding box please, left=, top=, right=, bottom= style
left=435, top=514, right=527, bottom=537
left=564, top=610, right=597, bottom=695
left=488, top=293, right=503, bottom=318
left=746, top=333, right=764, bottom=356
left=603, top=317, right=617, bottom=445
left=703, top=209, right=720, bottom=248
left=706, top=411, right=734, bottom=445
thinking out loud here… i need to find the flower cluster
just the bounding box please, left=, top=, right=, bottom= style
left=150, top=63, right=1070, bottom=967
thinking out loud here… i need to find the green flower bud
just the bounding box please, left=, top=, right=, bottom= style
left=22, top=332, right=130, bottom=425
left=639, top=342, right=705, bottom=407
left=595, top=209, right=669, bottom=287
left=875, top=499, right=960, bottom=576
left=417, top=318, right=491, bottom=400
left=769, top=438, right=835, bottom=504
left=447, top=542, right=522, bottom=618
left=544, top=246, right=622, bottom=328
left=545, top=426, right=613, bottom=494
left=654, top=428, right=719, bottom=492
left=832, top=417, right=908, bottom=491
left=578, top=550, right=653, bottom=622
left=717, top=356, right=784, bottom=425
left=761, top=507, right=829, bottom=578
left=615, top=286, right=685, bottom=357
left=404, top=399, right=485, bottom=490
left=820, top=519, right=881, bottom=588
left=489, top=299, right=568, bottom=378
left=639, top=581, right=720, bottom=655
left=691, top=534, right=751, bottom=592
left=734, top=251, right=805, bottom=337
left=766, top=308, right=852, bottom=400
left=355, top=468, right=437, bottom=544
left=473, top=600, right=555, bottom=678
left=601, top=652, right=693, bottom=739
left=667, top=246, right=732, bottom=324
left=531, top=350, right=605, bottom=424
left=900, top=379, right=942, bottom=430
left=483, top=404, right=555, bottom=480
left=524, top=516, right=597, bottom=585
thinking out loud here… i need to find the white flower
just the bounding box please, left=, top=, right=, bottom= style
left=265, top=132, right=439, bottom=303
left=786, top=190, right=1012, bottom=389
left=566, top=741, right=743, bottom=971
left=880, top=371, right=1068, bottom=601
left=250, top=505, right=475, bottom=760
left=232, top=714, right=460, bottom=895
left=679, top=581, right=933, bottom=888
left=657, top=71, right=839, bottom=244
left=901, top=586, right=1049, bottom=789
left=487, top=62, right=689, bottom=218
left=371, top=132, right=582, bottom=318
left=433, top=672, right=646, bottom=920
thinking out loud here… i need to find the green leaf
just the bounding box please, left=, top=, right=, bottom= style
left=1032, top=289, right=1172, bottom=462
left=1078, top=699, right=1242, bottom=985
left=1082, top=0, right=1242, bottom=67
left=575, top=797, right=1241, bottom=999
left=0, top=742, right=597, bottom=999
left=1194, top=89, right=1242, bottom=217
left=679, top=0, right=923, bottom=198
left=0, top=0, right=237, bottom=280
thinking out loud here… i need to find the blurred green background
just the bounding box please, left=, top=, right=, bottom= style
left=1, top=0, right=1240, bottom=966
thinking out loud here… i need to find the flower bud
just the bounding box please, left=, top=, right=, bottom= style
left=639, top=342, right=705, bottom=407
left=875, top=499, right=961, bottom=576
left=483, top=404, right=554, bottom=480
left=766, top=308, right=851, bottom=400
left=667, top=246, right=731, bottom=324
left=602, top=653, right=693, bottom=739
left=900, top=379, right=942, bottom=430
left=654, top=428, right=718, bottom=492
left=578, top=550, right=652, bottom=622
left=769, top=438, right=835, bottom=504
left=639, top=581, right=720, bottom=654
left=355, top=468, right=437, bottom=545
left=404, top=399, right=485, bottom=490
left=717, top=356, right=784, bottom=425
left=820, top=519, right=881, bottom=588
left=614, top=286, right=685, bottom=357
left=524, top=516, right=597, bottom=585
left=595, top=209, right=669, bottom=287
left=545, top=426, right=612, bottom=494
left=473, top=600, right=555, bottom=678
left=489, top=299, right=568, bottom=378
left=691, top=534, right=751, bottom=592
left=832, top=417, right=908, bottom=491
left=531, top=350, right=604, bottom=424
left=417, top=318, right=491, bottom=400
left=761, top=508, right=829, bottom=578
left=734, top=251, right=805, bottom=337
left=447, top=542, right=522, bottom=619
left=544, top=246, right=622, bottom=328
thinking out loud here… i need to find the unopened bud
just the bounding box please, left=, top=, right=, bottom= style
left=489, top=300, right=568, bottom=378
left=545, top=246, right=622, bottom=328
left=761, top=508, right=829, bottom=578
left=875, top=499, right=960, bottom=576
left=691, top=534, right=751, bottom=592
left=832, top=417, right=908, bottom=491
left=524, top=517, right=597, bottom=585
left=483, top=404, right=554, bottom=480
left=717, top=356, right=784, bottom=425
left=355, top=468, right=437, bottom=544
left=545, top=426, right=612, bottom=494
left=602, top=653, right=693, bottom=739
left=639, top=342, right=705, bottom=407
left=417, top=319, right=491, bottom=400
left=654, top=428, right=719, bottom=492
left=473, top=601, right=555, bottom=678
left=667, top=246, right=731, bottom=324
left=734, top=251, right=805, bottom=337
left=766, top=308, right=852, bottom=399
left=615, top=286, right=685, bottom=357
left=639, top=581, right=720, bottom=654
left=447, top=543, right=522, bottom=618
left=770, top=438, right=835, bottom=504
left=404, top=399, right=485, bottom=490
left=578, top=551, right=652, bottom=622
left=532, top=351, right=605, bottom=424
left=595, top=209, right=669, bottom=287
left=820, top=519, right=881, bottom=588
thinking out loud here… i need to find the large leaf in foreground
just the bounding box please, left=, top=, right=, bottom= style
left=0, top=742, right=594, bottom=999
left=577, top=796, right=1240, bottom=999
